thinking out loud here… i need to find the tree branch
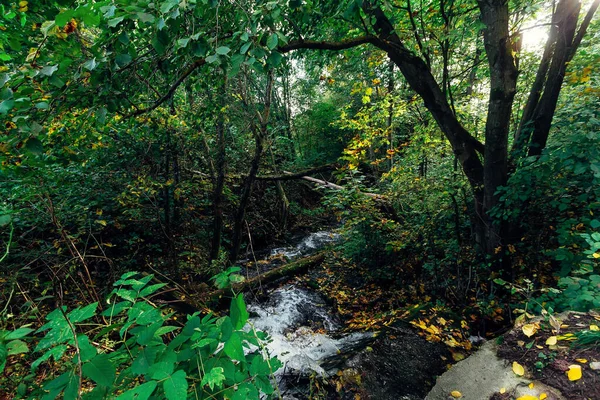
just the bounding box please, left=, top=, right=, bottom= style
left=278, top=36, right=376, bottom=53
left=255, top=164, right=337, bottom=180
left=125, top=58, right=206, bottom=117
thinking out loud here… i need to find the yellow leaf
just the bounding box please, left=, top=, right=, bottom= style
left=590, top=324, right=599, bottom=331
left=513, top=361, right=525, bottom=376
left=576, top=358, right=587, bottom=363
left=593, top=252, right=600, bottom=258
left=567, top=365, right=582, bottom=381
left=499, top=387, right=506, bottom=394
left=522, top=324, right=538, bottom=337
left=516, top=396, right=538, bottom=400
left=540, top=394, right=547, bottom=400
left=546, top=336, right=557, bottom=345
left=96, top=220, right=107, bottom=226
left=450, top=391, right=462, bottom=398
left=529, top=382, right=534, bottom=389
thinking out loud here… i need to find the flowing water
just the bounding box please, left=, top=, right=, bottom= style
left=244, top=230, right=374, bottom=395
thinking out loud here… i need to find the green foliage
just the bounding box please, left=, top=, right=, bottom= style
left=0, top=272, right=281, bottom=399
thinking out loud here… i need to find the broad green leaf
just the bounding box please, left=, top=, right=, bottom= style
left=139, top=283, right=167, bottom=297
left=266, top=33, right=278, bottom=50
left=7, top=340, right=28, bottom=356
left=82, top=354, right=115, bottom=387
left=132, top=345, right=159, bottom=375
left=40, top=65, right=59, bottom=77
left=32, top=345, right=68, bottom=371
left=68, top=302, right=98, bottom=323
left=216, top=46, right=230, bottom=55
left=0, top=99, right=14, bottom=114
left=55, top=10, right=75, bottom=27
left=116, top=380, right=158, bottom=400
left=6, top=327, right=34, bottom=340
left=230, top=294, right=249, bottom=330
left=223, top=331, right=244, bottom=361
left=63, top=372, right=80, bottom=400
left=163, top=370, right=188, bottom=400
left=115, top=54, right=132, bottom=68
left=101, top=301, right=131, bottom=317
left=137, top=12, right=155, bottom=24
left=201, top=367, right=225, bottom=391
left=149, top=351, right=176, bottom=380
left=76, top=335, right=97, bottom=362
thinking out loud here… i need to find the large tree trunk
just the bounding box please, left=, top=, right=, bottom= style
left=477, top=0, right=518, bottom=254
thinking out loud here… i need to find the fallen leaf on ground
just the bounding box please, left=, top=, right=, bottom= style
left=513, top=361, right=525, bottom=376
left=450, top=390, right=462, bottom=398
left=545, top=336, right=557, bottom=345
left=522, top=324, right=538, bottom=337
left=567, top=365, right=582, bottom=381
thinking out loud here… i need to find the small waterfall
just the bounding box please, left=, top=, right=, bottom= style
left=248, top=285, right=373, bottom=376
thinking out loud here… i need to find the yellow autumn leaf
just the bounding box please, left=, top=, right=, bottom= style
left=96, top=220, right=107, bottom=226
left=540, top=394, right=547, bottom=400
left=590, top=324, right=599, bottom=331
left=546, top=336, right=557, bottom=345
left=567, top=365, right=582, bottom=381
left=516, top=396, right=538, bottom=400
left=576, top=358, right=587, bottom=363
left=528, top=382, right=534, bottom=389
left=450, top=391, right=462, bottom=398
left=513, top=361, right=525, bottom=376
left=593, top=252, right=600, bottom=258
left=499, top=388, right=506, bottom=394
left=522, top=323, right=537, bottom=337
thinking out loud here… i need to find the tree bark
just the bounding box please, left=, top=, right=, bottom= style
left=477, top=0, right=518, bottom=254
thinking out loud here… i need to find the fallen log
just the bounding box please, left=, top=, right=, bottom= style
left=255, top=164, right=336, bottom=181
left=206, top=252, right=326, bottom=306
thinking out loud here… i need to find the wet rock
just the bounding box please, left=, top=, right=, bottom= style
left=346, top=327, right=451, bottom=400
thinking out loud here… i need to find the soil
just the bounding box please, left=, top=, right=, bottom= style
left=497, top=312, right=600, bottom=400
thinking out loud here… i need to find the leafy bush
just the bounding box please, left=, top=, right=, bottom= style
left=0, top=271, right=281, bottom=399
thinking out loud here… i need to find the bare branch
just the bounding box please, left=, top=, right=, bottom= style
left=278, top=36, right=377, bottom=53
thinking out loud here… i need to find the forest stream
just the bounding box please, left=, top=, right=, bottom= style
left=240, top=231, right=447, bottom=400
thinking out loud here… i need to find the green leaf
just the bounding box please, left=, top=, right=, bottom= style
left=201, top=367, right=225, bottom=391
left=7, top=340, right=28, bottom=356
left=149, top=351, right=176, bottom=380
left=160, top=0, right=179, bottom=13
left=591, top=219, right=600, bottom=229
left=0, top=99, right=14, bottom=114
left=240, top=41, right=252, bottom=55
left=136, top=320, right=163, bottom=345
left=230, top=294, right=249, bottom=330
left=55, top=10, right=75, bottom=27
left=139, top=283, right=167, bottom=297
left=266, top=33, right=278, bottom=50
left=82, top=354, right=115, bottom=387
left=163, top=370, right=188, bottom=400
left=76, top=335, right=97, bottom=362
left=107, top=16, right=124, bottom=27
left=68, top=302, right=98, bottom=323
left=6, top=327, right=34, bottom=340
left=137, top=12, right=155, bottom=24
left=32, top=345, right=68, bottom=371
left=63, top=372, right=80, bottom=400
left=216, top=46, right=231, bottom=55
left=116, top=380, right=158, bottom=400
left=267, top=51, right=283, bottom=67
left=40, top=64, right=59, bottom=77
left=0, top=344, right=7, bottom=374
left=101, top=301, right=131, bottom=317
left=223, top=331, right=244, bottom=361
left=115, top=54, right=132, bottom=68
left=132, top=345, right=159, bottom=375
left=0, top=214, right=11, bottom=226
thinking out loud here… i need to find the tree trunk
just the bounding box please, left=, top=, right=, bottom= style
left=209, top=76, right=228, bottom=263
left=477, top=0, right=518, bottom=255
